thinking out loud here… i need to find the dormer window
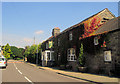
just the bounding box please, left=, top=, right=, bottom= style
left=69, top=32, right=73, bottom=40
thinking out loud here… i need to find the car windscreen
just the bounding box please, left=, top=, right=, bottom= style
left=0, top=58, right=5, bottom=61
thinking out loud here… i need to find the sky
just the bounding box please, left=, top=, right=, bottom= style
left=2, top=2, right=118, bottom=48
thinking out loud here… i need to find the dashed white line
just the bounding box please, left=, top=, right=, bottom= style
left=14, top=62, right=34, bottom=84
left=14, top=63, right=18, bottom=69
left=24, top=76, right=34, bottom=84
left=18, top=70, right=22, bottom=74
left=14, top=63, right=18, bottom=70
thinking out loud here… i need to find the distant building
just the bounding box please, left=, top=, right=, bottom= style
left=41, top=8, right=120, bottom=75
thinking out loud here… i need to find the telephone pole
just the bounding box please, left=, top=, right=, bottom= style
left=34, top=36, right=35, bottom=45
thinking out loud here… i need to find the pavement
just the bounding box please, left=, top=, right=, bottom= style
left=26, top=61, right=120, bottom=84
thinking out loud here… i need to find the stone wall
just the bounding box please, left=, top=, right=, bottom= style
left=84, top=29, right=120, bottom=75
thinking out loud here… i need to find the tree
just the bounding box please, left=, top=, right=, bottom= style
left=79, top=43, right=84, bottom=66
left=11, top=46, right=24, bottom=59
left=2, top=43, right=12, bottom=59
left=23, top=44, right=42, bottom=63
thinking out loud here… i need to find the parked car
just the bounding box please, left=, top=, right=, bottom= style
left=0, top=55, right=7, bottom=68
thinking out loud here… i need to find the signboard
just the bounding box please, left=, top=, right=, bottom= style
left=104, top=51, right=111, bottom=62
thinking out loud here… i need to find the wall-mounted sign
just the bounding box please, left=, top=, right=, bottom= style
left=104, top=51, right=111, bottom=62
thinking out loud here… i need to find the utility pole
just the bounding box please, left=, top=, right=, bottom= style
left=36, top=44, right=38, bottom=64
left=34, top=36, right=35, bottom=45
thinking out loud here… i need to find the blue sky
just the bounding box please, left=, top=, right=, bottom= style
left=2, top=2, right=118, bottom=48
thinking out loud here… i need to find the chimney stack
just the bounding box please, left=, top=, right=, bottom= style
left=52, top=27, right=60, bottom=36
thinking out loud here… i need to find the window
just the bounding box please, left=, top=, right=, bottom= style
left=69, top=32, right=73, bottom=40
left=0, top=58, right=5, bottom=61
left=58, top=38, right=60, bottom=46
left=51, top=51, right=55, bottom=61
left=104, top=51, right=112, bottom=62
left=47, top=52, right=50, bottom=61
left=58, top=53, right=60, bottom=61
left=46, top=42, right=48, bottom=49
left=67, top=48, right=76, bottom=61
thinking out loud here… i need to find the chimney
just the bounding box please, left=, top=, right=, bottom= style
left=52, top=27, right=60, bottom=36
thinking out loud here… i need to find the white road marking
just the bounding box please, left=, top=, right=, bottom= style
left=13, top=63, right=17, bottom=69
left=14, top=63, right=18, bottom=70
left=24, top=76, right=34, bottom=84
left=18, top=70, right=22, bottom=74
left=14, top=62, right=34, bottom=84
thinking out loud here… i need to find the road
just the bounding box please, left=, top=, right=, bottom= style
left=1, top=60, right=88, bottom=84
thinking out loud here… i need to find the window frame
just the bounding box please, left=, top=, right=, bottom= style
left=69, top=32, right=73, bottom=41
left=46, top=42, right=48, bottom=49
left=67, top=48, right=76, bottom=61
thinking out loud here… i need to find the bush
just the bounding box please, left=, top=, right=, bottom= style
left=79, top=43, right=84, bottom=66
left=16, top=58, right=21, bottom=60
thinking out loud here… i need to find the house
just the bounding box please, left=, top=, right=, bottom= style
left=41, top=8, right=120, bottom=75
left=41, top=27, right=60, bottom=66
left=79, top=16, right=120, bottom=75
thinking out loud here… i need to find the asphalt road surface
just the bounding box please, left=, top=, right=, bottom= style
left=1, top=60, right=88, bottom=84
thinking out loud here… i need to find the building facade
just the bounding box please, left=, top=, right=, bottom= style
left=41, top=8, right=120, bottom=75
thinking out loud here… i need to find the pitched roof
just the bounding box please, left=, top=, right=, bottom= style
left=90, top=16, right=120, bottom=36
left=42, top=8, right=115, bottom=43
left=57, top=8, right=115, bottom=36
left=46, top=36, right=54, bottom=41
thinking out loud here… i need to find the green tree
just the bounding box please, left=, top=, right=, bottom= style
left=23, top=44, right=42, bottom=63
left=23, top=46, right=30, bottom=57
left=11, top=46, right=24, bottom=59
left=2, top=43, right=12, bottom=59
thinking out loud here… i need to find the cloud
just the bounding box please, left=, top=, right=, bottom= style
left=35, top=30, right=44, bottom=35
left=2, top=34, right=33, bottom=48
left=2, top=33, right=45, bottom=48
left=23, top=38, right=33, bottom=42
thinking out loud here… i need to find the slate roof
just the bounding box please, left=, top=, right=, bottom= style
left=46, top=36, right=54, bottom=41
left=90, top=16, right=120, bottom=36
left=58, top=8, right=115, bottom=36
left=42, top=8, right=115, bottom=43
